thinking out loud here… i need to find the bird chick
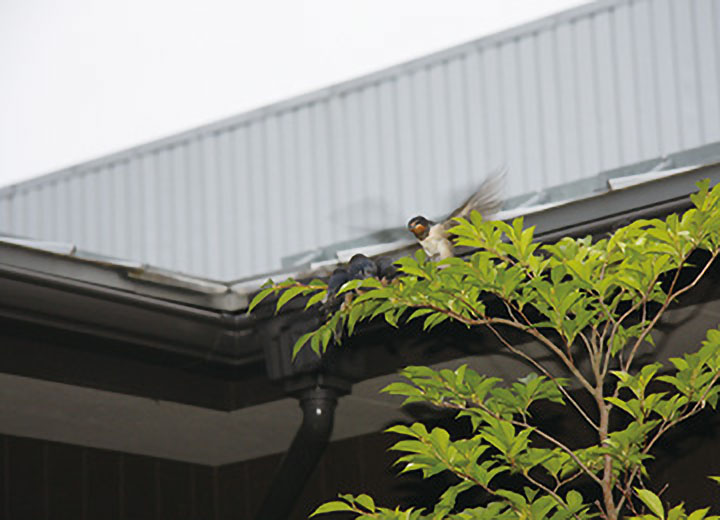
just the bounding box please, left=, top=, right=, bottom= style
left=323, top=255, right=378, bottom=314
left=376, top=256, right=399, bottom=284
left=348, top=253, right=379, bottom=280
left=326, top=267, right=351, bottom=296
left=321, top=267, right=351, bottom=314
left=408, top=167, right=505, bottom=260
left=322, top=255, right=393, bottom=315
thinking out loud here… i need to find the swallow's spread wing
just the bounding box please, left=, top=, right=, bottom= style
left=442, top=166, right=506, bottom=230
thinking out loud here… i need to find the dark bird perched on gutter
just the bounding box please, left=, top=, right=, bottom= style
left=348, top=253, right=379, bottom=280
left=326, top=267, right=351, bottom=296
left=407, top=168, right=506, bottom=260
left=376, top=256, right=398, bottom=283
left=322, top=254, right=395, bottom=314
left=321, top=267, right=351, bottom=314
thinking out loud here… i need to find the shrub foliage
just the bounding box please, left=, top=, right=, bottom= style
left=250, top=180, right=720, bottom=520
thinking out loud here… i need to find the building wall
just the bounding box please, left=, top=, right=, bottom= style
left=0, top=434, right=217, bottom=520
left=0, top=431, right=403, bottom=520
left=2, top=409, right=720, bottom=520
left=1, top=0, right=719, bottom=280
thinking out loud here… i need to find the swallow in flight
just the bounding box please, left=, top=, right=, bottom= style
left=407, top=168, right=505, bottom=260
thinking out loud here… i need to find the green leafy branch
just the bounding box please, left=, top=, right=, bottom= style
left=248, top=179, right=720, bottom=520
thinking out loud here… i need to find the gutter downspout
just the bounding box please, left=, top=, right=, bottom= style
left=254, top=384, right=341, bottom=520
left=256, top=314, right=361, bottom=520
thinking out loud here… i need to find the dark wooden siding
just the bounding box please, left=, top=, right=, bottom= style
left=222, top=432, right=411, bottom=520
left=0, top=431, right=408, bottom=520
left=1, top=409, right=719, bottom=520
left=0, top=434, right=219, bottom=520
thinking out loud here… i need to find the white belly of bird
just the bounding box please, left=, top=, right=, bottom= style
left=421, top=226, right=453, bottom=259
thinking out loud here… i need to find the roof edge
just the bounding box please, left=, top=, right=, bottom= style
left=3, top=158, right=718, bottom=315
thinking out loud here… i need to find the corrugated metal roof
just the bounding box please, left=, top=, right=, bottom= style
left=1, top=0, right=719, bottom=280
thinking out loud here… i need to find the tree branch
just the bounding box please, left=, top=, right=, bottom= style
left=488, top=317, right=597, bottom=396
left=615, top=368, right=720, bottom=513
left=441, top=396, right=604, bottom=492
left=623, top=249, right=719, bottom=372
left=484, top=322, right=600, bottom=432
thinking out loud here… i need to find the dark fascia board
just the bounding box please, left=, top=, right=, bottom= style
left=0, top=237, right=331, bottom=313
left=0, top=255, right=260, bottom=367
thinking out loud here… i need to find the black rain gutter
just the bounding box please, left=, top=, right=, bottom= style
left=0, top=261, right=261, bottom=366
left=0, top=263, right=232, bottom=325
left=0, top=162, right=717, bottom=368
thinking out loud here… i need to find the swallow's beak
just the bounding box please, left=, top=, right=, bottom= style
left=410, top=223, right=427, bottom=237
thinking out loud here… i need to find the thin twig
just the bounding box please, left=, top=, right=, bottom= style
left=484, top=322, right=600, bottom=432
left=624, top=249, right=719, bottom=372
left=615, top=368, right=720, bottom=513
left=521, top=470, right=583, bottom=520
left=441, top=393, right=603, bottom=487
left=489, top=317, right=597, bottom=396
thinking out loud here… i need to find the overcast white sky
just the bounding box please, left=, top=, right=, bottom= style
left=0, top=0, right=586, bottom=187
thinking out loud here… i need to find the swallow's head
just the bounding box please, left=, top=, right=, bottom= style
left=348, top=254, right=379, bottom=279
left=407, top=216, right=431, bottom=240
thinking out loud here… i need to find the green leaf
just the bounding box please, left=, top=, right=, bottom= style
left=384, top=422, right=411, bottom=433
left=565, top=490, right=583, bottom=509
left=434, top=480, right=474, bottom=515
left=382, top=382, right=423, bottom=398
left=355, top=494, right=376, bottom=512
left=423, top=312, right=449, bottom=330
left=320, top=326, right=333, bottom=351
left=292, top=331, right=314, bottom=359
left=347, top=303, right=365, bottom=335
left=687, top=508, right=710, bottom=520
left=310, top=500, right=355, bottom=516
left=248, top=286, right=275, bottom=312
left=636, top=488, right=665, bottom=519
left=337, top=279, right=363, bottom=295
left=407, top=308, right=434, bottom=322
left=429, top=427, right=450, bottom=452
left=305, top=290, right=326, bottom=309
left=606, top=396, right=642, bottom=420
left=276, top=286, right=305, bottom=312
